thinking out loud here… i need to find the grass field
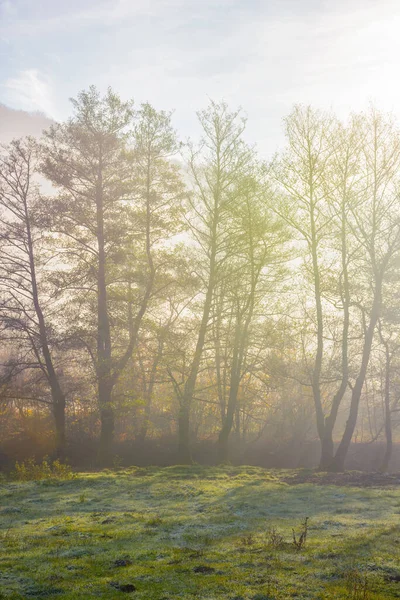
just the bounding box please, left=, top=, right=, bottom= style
left=1, top=466, right=400, bottom=599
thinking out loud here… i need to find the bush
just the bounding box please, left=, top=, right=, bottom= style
left=12, top=457, right=75, bottom=481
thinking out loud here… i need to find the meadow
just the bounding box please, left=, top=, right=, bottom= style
left=0, top=466, right=399, bottom=599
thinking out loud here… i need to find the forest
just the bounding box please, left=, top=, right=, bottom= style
left=1, top=87, right=400, bottom=474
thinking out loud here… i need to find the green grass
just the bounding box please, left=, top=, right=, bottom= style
left=1, top=465, right=399, bottom=599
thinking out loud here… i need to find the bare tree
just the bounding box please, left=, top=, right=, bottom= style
left=0, top=138, right=67, bottom=456
left=168, top=101, right=253, bottom=463
left=215, top=175, right=286, bottom=462
left=330, top=109, right=400, bottom=471
left=272, top=106, right=343, bottom=468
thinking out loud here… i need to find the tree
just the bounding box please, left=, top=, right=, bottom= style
left=40, top=87, right=135, bottom=461
left=376, top=320, right=400, bottom=472
left=0, top=138, right=67, bottom=456
left=272, top=106, right=348, bottom=469
left=40, top=90, right=185, bottom=462
left=315, top=116, right=364, bottom=468
left=329, top=109, right=400, bottom=471
left=273, top=106, right=400, bottom=471
left=215, top=174, right=286, bottom=462
left=168, top=101, right=254, bottom=463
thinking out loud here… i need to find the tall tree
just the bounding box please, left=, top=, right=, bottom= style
left=272, top=106, right=343, bottom=468
left=215, top=175, right=286, bottom=462
left=316, top=116, right=363, bottom=468
left=0, top=138, right=67, bottom=456
left=274, top=106, right=400, bottom=471
left=168, top=101, right=253, bottom=463
left=329, top=109, right=400, bottom=471
left=41, top=90, right=184, bottom=461
left=40, top=87, right=135, bottom=461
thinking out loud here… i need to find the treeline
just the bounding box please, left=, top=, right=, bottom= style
left=0, top=88, right=400, bottom=472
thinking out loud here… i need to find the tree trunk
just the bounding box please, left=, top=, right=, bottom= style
left=218, top=353, right=240, bottom=463
left=24, top=192, right=68, bottom=462
left=178, top=251, right=216, bottom=462
left=216, top=205, right=259, bottom=464
left=217, top=423, right=231, bottom=464
left=318, top=188, right=350, bottom=470
left=177, top=404, right=192, bottom=464
left=97, top=381, right=114, bottom=464
left=380, top=344, right=392, bottom=472
left=52, top=391, right=66, bottom=459
left=309, top=200, right=326, bottom=446
left=328, top=290, right=381, bottom=472
left=319, top=426, right=335, bottom=471
left=138, top=336, right=163, bottom=443
left=380, top=412, right=393, bottom=473
left=99, top=396, right=114, bottom=465
left=138, top=402, right=151, bottom=444
left=235, top=408, right=241, bottom=444
left=96, top=160, right=114, bottom=464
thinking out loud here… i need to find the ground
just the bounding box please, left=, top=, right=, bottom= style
left=0, top=466, right=400, bottom=599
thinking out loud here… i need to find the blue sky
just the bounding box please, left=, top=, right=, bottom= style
left=1, top=0, right=400, bottom=156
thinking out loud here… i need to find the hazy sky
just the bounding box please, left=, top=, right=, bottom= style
left=1, top=0, right=400, bottom=156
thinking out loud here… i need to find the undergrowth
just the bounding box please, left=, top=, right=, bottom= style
left=12, top=457, right=75, bottom=481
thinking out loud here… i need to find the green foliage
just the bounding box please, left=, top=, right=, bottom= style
left=12, top=457, right=75, bottom=481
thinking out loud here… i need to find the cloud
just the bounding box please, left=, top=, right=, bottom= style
left=3, top=0, right=400, bottom=157
left=0, top=0, right=199, bottom=38
left=0, top=104, right=52, bottom=143
left=0, top=0, right=14, bottom=17
left=2, top=69, right=57, bottom=118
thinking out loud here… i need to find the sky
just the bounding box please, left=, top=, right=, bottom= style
left=1, top=0, right=400, bottom=157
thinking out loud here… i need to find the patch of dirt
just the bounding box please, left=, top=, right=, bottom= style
left=193, top=565, right=215, bottom=574
left=109, top=581, right=136, bottom=592
left=113, top=556, right=133, bottom=568
left=282, top=471, right=400, bottom=487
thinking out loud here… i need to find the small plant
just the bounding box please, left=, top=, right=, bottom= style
left=79, top=493, right=86, bottom=503
left=51, top=459, right=75, bottom=479
left=239, top=533, right=255, bottom=547
left=267, top=526, right=284, bottom=549
left=345, top=568, right=370, bottom=600
left=12, top=457, right=74, bottom=481
left=292, top=516, right=309, bottom=550
left=13, top=457, right=51, bottom=481
left=112, top=455, right=123, bottom=470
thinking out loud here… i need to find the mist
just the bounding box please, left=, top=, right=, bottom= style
left=1, top=3, right=400, bottom=599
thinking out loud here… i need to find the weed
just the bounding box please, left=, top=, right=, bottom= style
left=267, top=526, right=285, bottom=549
left=239, top=533, right=255, bottom=547
left=292, top=516, right=309, bottom=550
left=112, top=455, right=123, bottom=470
left=345, top=568, right=370, bottom=599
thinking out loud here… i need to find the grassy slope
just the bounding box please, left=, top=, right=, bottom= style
left=0, top=466, right=399, bottom=599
